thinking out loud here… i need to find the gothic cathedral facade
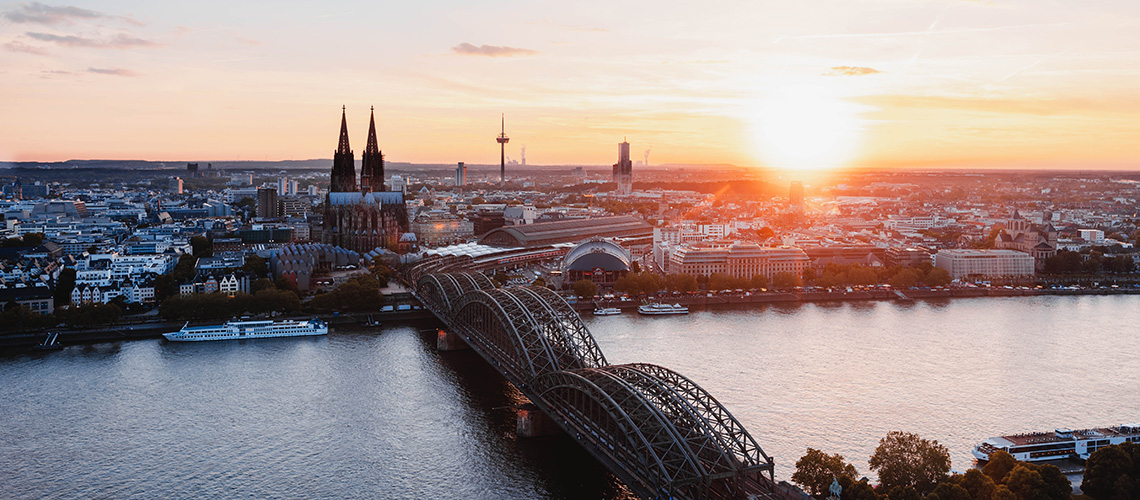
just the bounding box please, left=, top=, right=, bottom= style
left=322, top=107, right=409, bottom=254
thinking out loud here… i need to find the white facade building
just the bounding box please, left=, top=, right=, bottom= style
left=934, top=249, right=1035, bottom=279
left=666, top=244, right=810, bottom=279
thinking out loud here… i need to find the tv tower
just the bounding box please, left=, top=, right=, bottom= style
left=496, top=114, right=510, bottom=186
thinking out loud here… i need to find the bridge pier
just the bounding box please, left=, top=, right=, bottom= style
left=516, top=403, right=561, bottom=438
left=436, top=329, right=470, bottom=351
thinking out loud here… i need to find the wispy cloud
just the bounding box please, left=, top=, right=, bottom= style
left=25, top=32, right=158, bottom=49
left=3, top=40, right=51, bottom=55
left=3, top=2, right=103, bottom=24
left=825, top=66, right=881, bottom=76
left=87, top=67, right=136, bottom=77
left=451, top=42, right=538, bottom=57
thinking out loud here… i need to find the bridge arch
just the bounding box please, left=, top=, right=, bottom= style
left=415, top=272, right=494, bottom=315
left=451, top=286, right=608, bottom=381
left=534, top=364, right=774, bottom=500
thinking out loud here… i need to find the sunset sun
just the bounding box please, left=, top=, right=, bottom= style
left=752, top=87, right=865, bottom=172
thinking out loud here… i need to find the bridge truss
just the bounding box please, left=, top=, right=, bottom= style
left=412, top=271, right=792, bottom=500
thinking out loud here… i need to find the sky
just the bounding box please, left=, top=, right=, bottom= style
left=2, top=0, right=1140, bottom=171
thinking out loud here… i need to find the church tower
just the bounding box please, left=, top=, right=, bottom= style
left=360, top=106, right=384, bottom=192
left=330, top=106, right=357, bottom=192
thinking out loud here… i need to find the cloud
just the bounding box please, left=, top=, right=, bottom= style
left=87, top=67, right=136, bottom=77
left=3, top=2, right=103, bottom=24
left=825, top=66, right=882, bottom=76
left=3, top=40, right=51, bottom=55
left=26, top=32, right=157, bottom=49
left=451, top=42, right=538, bottom=57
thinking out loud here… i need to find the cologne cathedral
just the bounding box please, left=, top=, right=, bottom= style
left=321, top=107, right=409, bottom=253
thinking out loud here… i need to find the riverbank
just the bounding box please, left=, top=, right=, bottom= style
left=0, top=309, right=438, bottom=352
left=570, top=285, right=1140, bottom=313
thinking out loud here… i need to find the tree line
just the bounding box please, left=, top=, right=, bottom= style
left=793, top=432, right=1139, bottom=500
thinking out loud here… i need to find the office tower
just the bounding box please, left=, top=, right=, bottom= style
left=789, top=181, right=804, bottom=212
left=455, top=162, right=466, bottom=187
left=613, top=139, right=633, bottom=196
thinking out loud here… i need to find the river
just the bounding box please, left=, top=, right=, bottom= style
left=1, top=295, right=1136, bottom=498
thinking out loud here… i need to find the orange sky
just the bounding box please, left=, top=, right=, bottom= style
left=2, top=0, right=1140, bottom=170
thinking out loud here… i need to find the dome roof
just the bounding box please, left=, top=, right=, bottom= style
left=563, top=240, right=631, bottom=272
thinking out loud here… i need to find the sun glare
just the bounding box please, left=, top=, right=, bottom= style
left=752, top=87, right=864, bottom=172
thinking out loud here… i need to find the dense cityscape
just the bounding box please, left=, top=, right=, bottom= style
left=4, top=0, right=1140, bottom=499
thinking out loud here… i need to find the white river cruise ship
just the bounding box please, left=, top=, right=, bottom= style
left=973, top=424, right=1140, bottom=463
left=163, top=318, right=328, bottom=342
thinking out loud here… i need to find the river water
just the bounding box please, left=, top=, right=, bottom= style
left=2, top=296, right=1137, bottom=498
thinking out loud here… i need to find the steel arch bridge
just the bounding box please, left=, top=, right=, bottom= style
left=412, top=271, right=795, bottom=500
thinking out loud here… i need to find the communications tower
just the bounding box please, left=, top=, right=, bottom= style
left=496, top=114, right=510, bottom=186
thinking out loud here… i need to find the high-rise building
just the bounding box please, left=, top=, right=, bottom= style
left=496, top=114, right=509, bottom=186
left=789, top=181, right=804, bottom=212
left=278, top=176, right=288, bottom=195
left=256, top=187, right=278, bottom=218
left=307, top=184, right=319, bottom=196
left=170, top=177, right=183, bottom=195
left=455, top=162, right=466, bottom=187
left=613, top=139, right=633, bottom=196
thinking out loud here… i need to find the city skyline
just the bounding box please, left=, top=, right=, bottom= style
left=2, top=0, right=1140, bottom=171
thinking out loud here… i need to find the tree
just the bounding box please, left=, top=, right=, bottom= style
left=926, top=482, right=971, bottom=500
left=924, top=267, right=952, bottom=286
left=190, top=236, right=212, bottom=258
left=1003, top=465, right=1045, bottom=500
left=867, top=431, right=951, bottom=495
left=242, top=255, right=269, bottom=278
left=251, top=278, right=275, bottom=293
left=750, top=274, right=770, bottom=290
left=572, top=279, right=597, bottom=299
left=54, top=267, right=77, bottom=306
left=1082, top=444, right=1137, bottom=499
left=958, top=468, right=997, bottom=500
left=983, top=450, right=1018, bottom=484
left=531, top=277, right=547, bottom=288
left=631, top=261, right=642, bottom=274
left=792, top=448, right=859, bottom=497
left=837, top=476, right=879, bottom=500
left=889, top=269, right=920, bottom=289
left=1028, top=464, right=1071, bottom=500
left=772, top=272, right=801, bottom=289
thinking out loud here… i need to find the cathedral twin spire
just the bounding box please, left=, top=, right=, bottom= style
left=330, top=106, right=384, bottom=193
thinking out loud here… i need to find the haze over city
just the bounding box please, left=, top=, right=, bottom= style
left=3, top=0, right=1140, bottom=170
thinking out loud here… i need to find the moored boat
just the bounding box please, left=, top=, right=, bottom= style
left=972, top=424, right=1140, bottom=464
left=637, top=303, right=689, bottom=315
left=163, top=318, right=328, bottom=342
left=593, top=307, right=622, bottom=316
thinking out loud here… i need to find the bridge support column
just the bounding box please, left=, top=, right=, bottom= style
left=436, top=329, right=470, bottom=351
left=516, top=403, right=561, bottom=438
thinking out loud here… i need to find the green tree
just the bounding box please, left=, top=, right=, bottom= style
left=242, top=255, right=269, bottom=278
left=772, top=272, right=801, bottom=289
left=924, top=267, right=953, bottom=286
left=992, top=486, right=1016, bottom=500
left=531, top=277, right=547, bottom=288
left=750, top=274, right=770, bottom=290
left=1082, top=444, right=1137, bottom=499
left=983, top=450, right=1018, bottom=484
left=959, top=468, right=997, bottom=500
left=792, top=448, right=859, bottom=497
left=190, top=235, right=212, bottom=257
left=54, top=267, right=77, bottom=306
left=889, top=268, right=920, bottom=289
left=21, top=232, right=45, bottom=247
left=885, top=485, right=921, bottom=500
left=631, top=261, right=642, bottom=274
left=251, top=278, right=275, bottom=293
left=837, top=476, right=879, bottom=500
left=1003, top=465, right=1046, bottom=500
left=926, top=482, right=971, bottom=500
left=868, top=431, right=951, bottom=495
left=572, top=279, right=598, bottom=299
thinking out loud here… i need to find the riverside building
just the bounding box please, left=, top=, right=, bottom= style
left=933, top=249, right=1035, bottom=280
left=665, top=243, right=809, bottom=279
